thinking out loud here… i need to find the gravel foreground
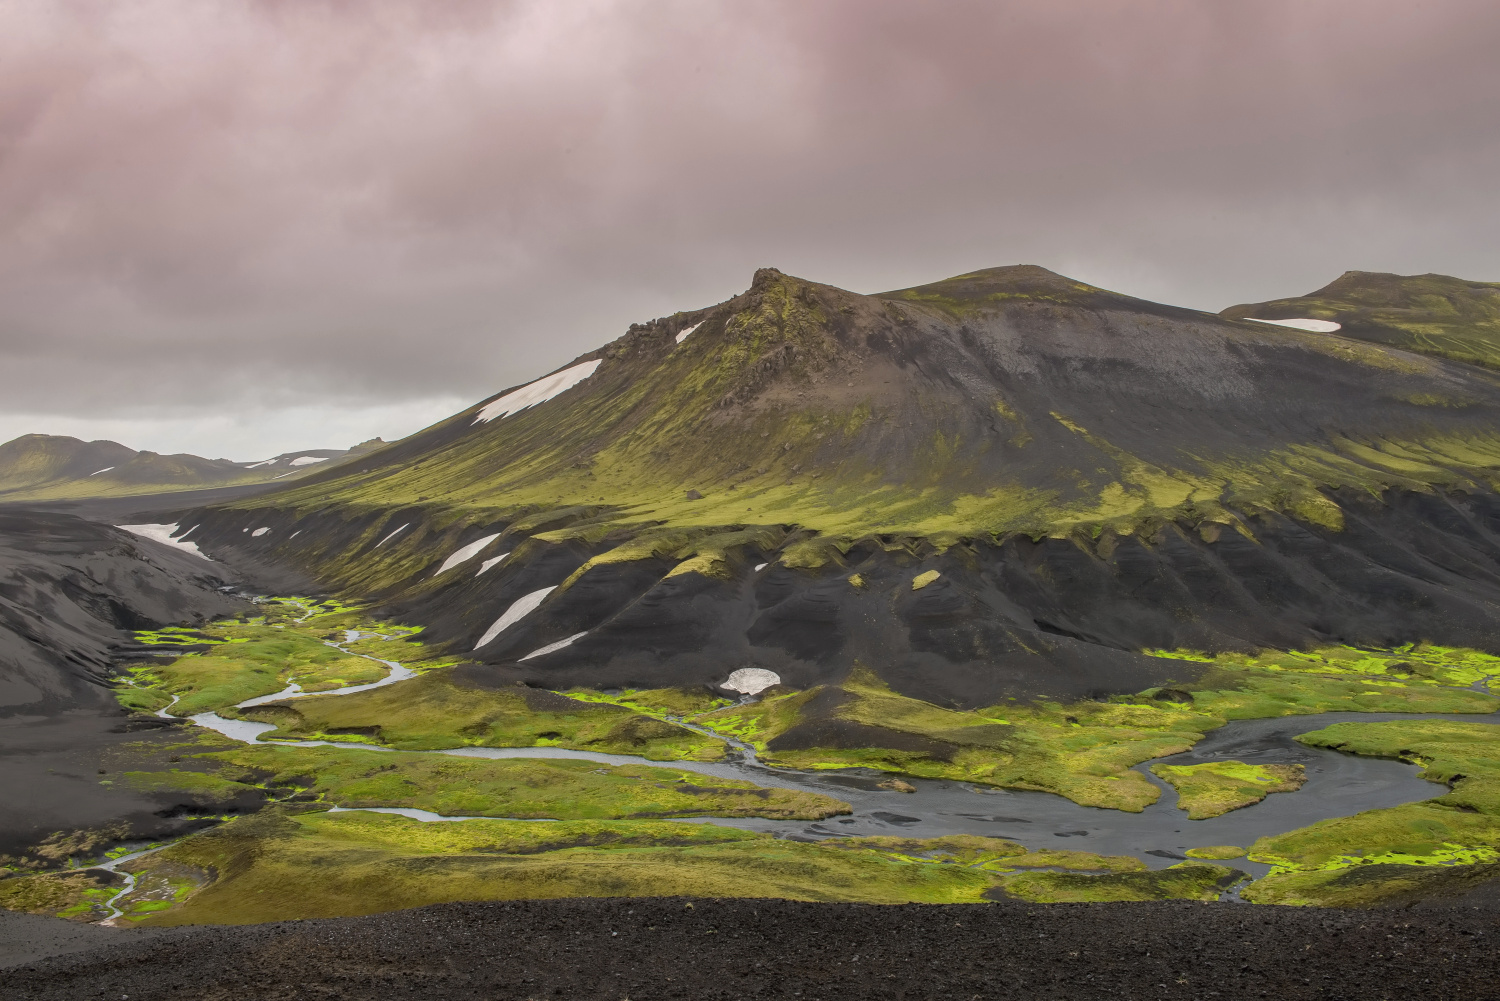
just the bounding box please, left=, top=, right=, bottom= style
left=6, top=897, right=1500, bottom=1000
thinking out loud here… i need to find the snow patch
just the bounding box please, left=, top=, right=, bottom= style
left=477, top=552, right=511, bottom=576
left=722, top=668, right=781, bottom=695
left=754, top=563, right=768, bottom=572
left=251, top=527, right=270, bottom=537
left=289, top=530, right=301, bottom=539
left=89, top=466, right=114, bottom=476
left=435, top=533, right=502, bottom=576
left=1248, top=317, right=1342, bottom=333
left=474, top=359, right=602, bottom=423
left=289, top=455, right=327, bottom=466
left=117, top=523, right=212, bottom=561
left=375, top=524, right=409, bottom=548
left=244, top=459, right=276, bottom=469
left=675, top=322, right=703, bottom=344
left=520, top=632, right=587, bottom=661
left=474, top=587, right=556, bottom=649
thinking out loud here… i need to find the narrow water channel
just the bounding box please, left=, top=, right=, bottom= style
left=169, top=630, right=1500, bottom=869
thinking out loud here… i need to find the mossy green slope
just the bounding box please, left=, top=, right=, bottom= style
left=1223, top=270, right=1500, bottom=371
left=229, top=265, right=1500, bottom=545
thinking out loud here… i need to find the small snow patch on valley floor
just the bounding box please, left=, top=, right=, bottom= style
left=521, top=632, right=587, bottom=661
left=474, top=359, right=602, bottom=423
left=375, top=524, right=409, bottom=548
left=477, top=552, right=511, bottom=575
left=1248, top=317, right=1342, bottom=332
left=475, top=586, right=556, bottom=649
left=251, top=527, right=270, bottom=537
left=754, top=563, right=768, bottom=572
left=435, top=533, right=502, bottom=576
left=118, top=523, right=212, bottom=561
left=723, top=668, right=780, bottom=695
left=89, top=466, right=114, bottom=476
left=675, top=322, right=702, bottom=344
left=289, top=456, right=328, bottom=466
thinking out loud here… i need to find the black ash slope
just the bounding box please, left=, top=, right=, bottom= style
left=0, top=510, right=249, bottom=863
left=9, top=897, right=1500, bottom=1000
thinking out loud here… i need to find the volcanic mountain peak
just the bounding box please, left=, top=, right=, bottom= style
left=257, top=264, right=1500, bottom=553
left=1222, top=269, right=1500, bottom=370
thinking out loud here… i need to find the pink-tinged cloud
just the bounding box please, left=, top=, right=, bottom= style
left=1, top=0, right=1497, bottom=455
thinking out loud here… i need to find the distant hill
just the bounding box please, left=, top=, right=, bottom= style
left=1222, top=270, right=1500, bottom=370
left=0, top=434, right=386, bottom=502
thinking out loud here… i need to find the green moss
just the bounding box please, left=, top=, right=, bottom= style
left=1184, top=845, right=1246, bottom=860
left=136, top=811, right=1003, bottom=924
left=1241, top=862, right=1500, bottom=907
left=1150, top=761, right=1306, bottom=820
left=992, top=862, right=1243, bottom=903
left=238, top=668, right=727, bottom=761
left=140, top=742, right=846, bottom=821
left=911, top=570, right=941, bottom=590
left=0, top=870, right=121, bottom=921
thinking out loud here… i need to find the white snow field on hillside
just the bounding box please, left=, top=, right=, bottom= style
left=289, top=455, right=328, bottom=466
left=723, top=668, right=780, bottom=695
left=375, top=524, right=409, bottom=548
left=118, top=523, right=212, bottom=561
left=435, top=533, right=502, bottom=575
left=474, top=586, right=557, bottom=649
left=474, top=359, right=602, bottom=423
left=1249, top=317, right=1342, bottom=332
left=89, top=467, right=114, bottom=476
left=251, top=527, right=270, bottom=537
left=520, top=631, right=587, bottom=661
left=477, top=552, right=511, bottom=576
left=675, top=322, right=702, bottom=344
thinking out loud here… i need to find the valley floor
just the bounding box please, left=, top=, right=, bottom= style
left=7, top=896, right=1500, bottom=1000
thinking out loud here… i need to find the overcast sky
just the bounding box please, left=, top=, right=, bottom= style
left=3, top=0, right=1499, bottom=459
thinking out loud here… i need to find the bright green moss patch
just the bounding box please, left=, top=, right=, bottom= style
left=1150, top=761, right=1306, bottom=820
left=827, top=835, right=1143, bottom=874
left=118, top=598, right=454, bottom=718
left=135, top=811, right=1004, bottom=924
left=1237, top=720, right=1500, bottom=902
left=237, top=669, right=727, bottom=761
left=136, top=743, right=845, bottom=821
left=1185, top=845, right=1246, bottom=860
left=0, top=870, right=122, bottom=921
left=1241, top=861, right=1500, bottom=907
left=911, top=570, right=941, bottom=590
left=992, top=862, right=1243, bottom=903
left=559, top=687, right=735, bottom=718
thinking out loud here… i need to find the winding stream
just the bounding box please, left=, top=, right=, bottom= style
left=161, top=630, right=1500, bottom=873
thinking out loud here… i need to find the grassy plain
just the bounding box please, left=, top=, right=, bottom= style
left=119, top=738, right=846, bottom=821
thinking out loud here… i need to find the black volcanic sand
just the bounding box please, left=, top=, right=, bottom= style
left=0, top=508, right=257, bottom=859
left=9, top=898, right=1500, bottom=1000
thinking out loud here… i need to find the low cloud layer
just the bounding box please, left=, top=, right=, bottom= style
left=3, top=0, right=1498, bottom=457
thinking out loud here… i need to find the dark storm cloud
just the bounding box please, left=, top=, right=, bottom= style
left=2, top=0, right=1498, bottom=455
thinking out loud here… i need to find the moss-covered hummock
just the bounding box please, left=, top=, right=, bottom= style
left=1150, top=761, right=1306, bottom=820
left=991, top=862, right=1245, bottom=903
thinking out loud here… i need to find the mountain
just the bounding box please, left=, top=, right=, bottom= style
left=1222, top=270, right=1500, bottom=370
left=0, top=434, right=385, bottom=502
left=177, top=265, right=1500, bottom=708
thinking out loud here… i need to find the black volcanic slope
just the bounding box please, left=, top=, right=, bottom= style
left=9, top=897, right=1500, bottom=1000
left=162, top=265, right=1500, bottom=709
left=0, top=510, right=248, bottom=861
